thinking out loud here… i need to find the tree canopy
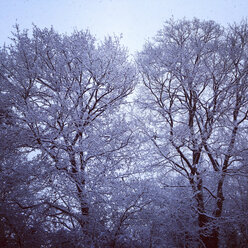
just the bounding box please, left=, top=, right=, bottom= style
left=0, top=19, right=248, bottom=248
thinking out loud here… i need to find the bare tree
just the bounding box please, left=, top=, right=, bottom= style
left=137, top=18, right=248, bottom=247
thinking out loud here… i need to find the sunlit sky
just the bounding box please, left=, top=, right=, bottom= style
left=0, top=0, right=248, bottom=54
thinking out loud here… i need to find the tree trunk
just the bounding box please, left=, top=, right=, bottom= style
left=71, top=159, right=89, bottom=230
left=191, top=175, right=219, bottom=248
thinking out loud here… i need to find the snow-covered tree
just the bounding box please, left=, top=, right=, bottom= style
left=137, top=18, right=248, bottom=247
left=0, top=25, right=136, bottom=244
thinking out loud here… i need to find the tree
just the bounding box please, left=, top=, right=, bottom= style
left=0, top=25, right=136, bottom=244
left=137, top=18, right=248, bottom=247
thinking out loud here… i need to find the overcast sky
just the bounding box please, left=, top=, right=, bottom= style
left=0, top=0, right=248, bottom=54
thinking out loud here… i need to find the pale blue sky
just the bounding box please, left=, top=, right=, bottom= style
left=0, top=0, right=247, bottom=53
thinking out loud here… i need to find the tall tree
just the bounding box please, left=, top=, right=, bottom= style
left=0, top=25, right=136, bottom=242
left=137, top=18, right=248, bottom=247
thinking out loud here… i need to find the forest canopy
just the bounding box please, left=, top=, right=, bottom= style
left=0, top=19, right=248, bottom=248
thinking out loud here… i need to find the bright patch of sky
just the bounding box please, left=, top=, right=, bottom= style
left=0, top=0, right=247, bottom=54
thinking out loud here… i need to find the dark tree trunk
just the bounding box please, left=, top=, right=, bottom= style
left=71, top=156, right=89, bottom=230
left=191, top=174, right=219, bottom=248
